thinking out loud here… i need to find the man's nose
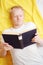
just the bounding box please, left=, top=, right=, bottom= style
left=17, top=16, right=20, bottom=20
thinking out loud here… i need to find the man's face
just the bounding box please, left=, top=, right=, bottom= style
left=11, top=8, right=24, bottom=26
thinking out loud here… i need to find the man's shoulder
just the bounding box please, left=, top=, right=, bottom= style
left=24, top=22, right=36, bottom=29
left=2, top=28, right=12, bottom=34
left=25, top=22, right=36, bottom=26
left=22, top=22, right=36, bottom=33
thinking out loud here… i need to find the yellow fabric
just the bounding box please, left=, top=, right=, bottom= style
left=0, top=0, right=43, bottom=65
left=0, top=51, right=13, bottom=65
left=32, top=0, right=43, bottom=38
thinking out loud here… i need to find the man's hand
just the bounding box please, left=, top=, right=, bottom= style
left=32, top=33, right=43, bottom=46
left=3, top=42, right=13, bottom=51
left=32, top=33, right=39, bottom=42
left=0, top=42, right=13, bottom=57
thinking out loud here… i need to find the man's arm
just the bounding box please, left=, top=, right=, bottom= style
left=0, top=42, right=7, bottom=57
left=0, top=35, right=13, bottom=57
left=32, top=33, right=43, bottom=46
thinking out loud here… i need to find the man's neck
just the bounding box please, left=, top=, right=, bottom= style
left=13, top=23, right=24, bottom=29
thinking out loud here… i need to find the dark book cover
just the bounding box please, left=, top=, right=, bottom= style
left=2, top=29, right=36, bottom=49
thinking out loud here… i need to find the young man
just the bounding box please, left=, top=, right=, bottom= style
left=1, top=6, right=43, bottom=65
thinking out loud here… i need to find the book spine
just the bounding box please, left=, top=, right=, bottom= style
left=18, top=35, right=24, bottom=49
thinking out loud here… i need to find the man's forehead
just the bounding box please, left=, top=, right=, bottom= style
left=11, top=8, right=23, bottom=12
left=10, top=8, right=24, bottom=15
left=10, top=7, right=24, bottom=13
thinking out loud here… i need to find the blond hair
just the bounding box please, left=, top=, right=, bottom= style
left=10, top=6, right=24, bottom=13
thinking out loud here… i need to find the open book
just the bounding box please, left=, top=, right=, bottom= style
left=2, top=29, right=36, bottom=49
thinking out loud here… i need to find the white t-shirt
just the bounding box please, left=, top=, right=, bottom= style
left=3, top=22, right=36, bottom=35
left=2, top=22, right=43, bottom=65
